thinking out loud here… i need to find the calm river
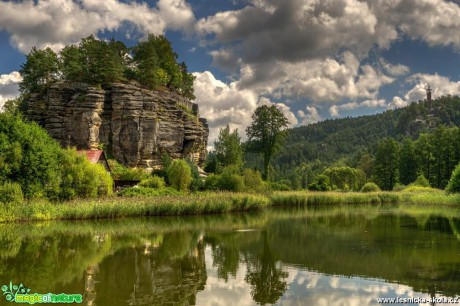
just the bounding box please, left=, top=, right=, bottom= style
left=1, top=205, right=460, bottom=305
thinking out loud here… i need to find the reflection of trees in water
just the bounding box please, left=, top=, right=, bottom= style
left=96, top=231, right=207, bottom=306
left=244, top=231, right=288, bottom=305
left=206, top=230, right=289, bottom=305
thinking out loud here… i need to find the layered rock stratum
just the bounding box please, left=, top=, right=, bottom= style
left=26, top=82, right=208, bottom=169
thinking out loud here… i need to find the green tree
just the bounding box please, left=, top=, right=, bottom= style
left=374, top=138, right=400, bottom=190
left=131, top=34, right=186, bottom=91
left=78, top=35, right=125, bottom=85
left=167, top=159, right=192, bottom=192
left=246, top=105, right=289, bottom=179
left=323, top=166, right=365, bottom=191
left=59, top=45, right=85, bottom=81
left=214, top=125, right=244, bottom=169
left=446, top=163, right=460, bottom=193
left=19, top=47, right=59, bottom=94
left=399, top=138, right=418, bottom=185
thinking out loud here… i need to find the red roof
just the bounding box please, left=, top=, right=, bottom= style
left=77, top=150, right=103, bottom=164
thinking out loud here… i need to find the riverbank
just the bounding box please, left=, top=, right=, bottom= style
left=1, top=190, right=459, bottom=223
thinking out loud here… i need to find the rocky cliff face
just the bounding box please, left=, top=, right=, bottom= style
left=26, top=82, right=208, bottom=169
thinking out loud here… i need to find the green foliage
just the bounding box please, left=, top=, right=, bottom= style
left=138, top=176, right=165, bottom=189
left=402, top=185, right=439, bottom=193
left=204, top=174, right=220, bottom=191
left=446, top=163, right=460, bottom=193
left=107, top=159, right=149, bottom=181
left=215, top=125, right=244, bottom=169
left=308, top=174, right=330, bottom=191
left=0, top=114, right=113, bottom=200
left=167, top=159, right=192, bottom=192
left=411, top=174, right=430, bottom=187
left=242, top=169, right=265, bottom=192
left=130, top=34, right=195, bottom=97
left=374, top=138, right=400, bottom=191
left=204, top=152, right=219, bottom=174
left=218, top=171, right=245, bottom=192
left=59, top=149, right=113, bottom=200
left=19, top=47, right=59, bottom=93
left=246, top=105, right=289, bottom=179
left=323, top=166, right=365, bottom=191
left=0, top=182, right=24, bottom=204
left=361, top=182, right=381, bottom=193
left=399, top=139, right=418, bottom=185
left=0, top=114, right=62, bottom=199
left=20, top=35, right=194, bottom=99
left=269, top=182, right=291, bottom=191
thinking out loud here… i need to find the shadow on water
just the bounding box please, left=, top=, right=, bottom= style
left=1, top=204, right=460, bottom=305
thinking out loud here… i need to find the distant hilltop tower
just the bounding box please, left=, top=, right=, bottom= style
left=426, top=84, right=432, bottom=104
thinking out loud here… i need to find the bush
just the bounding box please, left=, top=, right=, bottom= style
left=392, top=183, right=406, bottom=192
left=218, top=173, right=245, bottom=192
left=59, top=149, right=113, bottom=199
left=204, top=174, right=220, bottom=191
left=167, top=159, right=192, bottom=192
left=0, top=114, right=62, bottom=199
left=446, top=164, right=460, bottom=193
left=411, top=174, right=430, bottom=187
left=361, top=182, right=381, bottom=192
left=139, top=176, right=165, bottom=189
left=0, top=182, right=24, bottom=204
left=308, top=174, right=330, bottom=191
left=243, top=169, right=264, bottom=192
left=402, top=185, right=440, bottom=193
left=269, top=182, right=291, bottom=191
left=108, top=160, right=150, bottom=181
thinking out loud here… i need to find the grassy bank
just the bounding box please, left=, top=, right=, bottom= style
left=0, top=192, right=270, bottom=223
left=1, top=189, right=460, bottom=223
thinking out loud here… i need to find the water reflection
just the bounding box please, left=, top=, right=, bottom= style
left=0, top=205, right=460, bottom=305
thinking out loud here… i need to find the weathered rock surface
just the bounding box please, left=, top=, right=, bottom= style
left=26, top=82, right=208, bottom=169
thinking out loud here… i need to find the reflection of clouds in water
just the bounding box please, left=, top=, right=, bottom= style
left=197, top=248, right=453, bottom=306
left=196, top=246, right=254, bottom=306
left=279, top=269, right=440, bottom=306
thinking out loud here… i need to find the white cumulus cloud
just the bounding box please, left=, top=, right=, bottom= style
left=0, top=0, right=195, bottom=53
left=0, top=71, right=22, bottom=111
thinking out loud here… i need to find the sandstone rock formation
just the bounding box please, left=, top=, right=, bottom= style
left=26, top=82, right=208, bottom=169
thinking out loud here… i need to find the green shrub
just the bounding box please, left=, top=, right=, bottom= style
left=139, top=176, right=165, bottom=189
left=361, top=182, right=381, bottom=192
left=392, top=183, right=406, bottom=192
left=411, top=174, right=430, bottom=187
left=108, top=159, right=150, bottom=181
left=218, top=173, right=245, bottom=192
left=59, top=149, right=113, bottom=199
left=167, top=159, right=192, bottom=192
left=204, top=174, right=220, bottom=191
left=242, top=169, right=264, bottom=192
left=308, top=174, right=330, bottom=191
left=0, top=114, right=62, bottom=199
left=402, top=185, right=440, bottom=193
left=446, top=164, right=460, bottom=193
left=0, top=182, right=24, bottom=204
left=269, top=182, right=291, bottom=191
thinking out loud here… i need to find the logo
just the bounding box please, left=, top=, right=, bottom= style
left=2, top=281, right=82, bottom=304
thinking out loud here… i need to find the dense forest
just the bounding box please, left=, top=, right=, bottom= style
left=244, top=95, right=460, bottom=190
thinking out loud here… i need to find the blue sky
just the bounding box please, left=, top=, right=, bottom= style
left=1, top=0, right=460, bottom=143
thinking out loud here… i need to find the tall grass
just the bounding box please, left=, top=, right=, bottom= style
left=0, top=189, right=458, bottom=223
left=0, top=192, right=270, bottom=222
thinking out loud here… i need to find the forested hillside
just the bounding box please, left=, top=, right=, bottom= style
left=245, top=95, right=460, bottom=187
